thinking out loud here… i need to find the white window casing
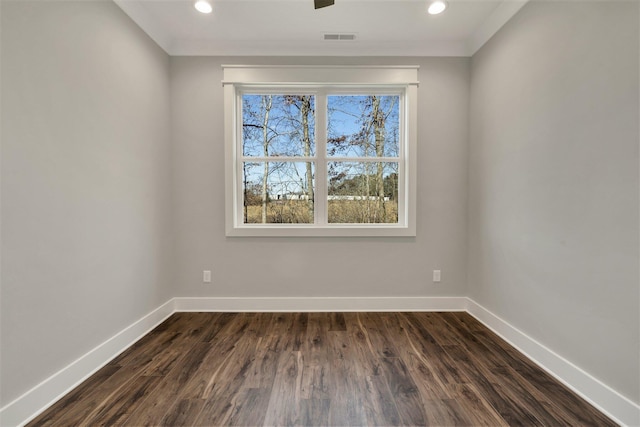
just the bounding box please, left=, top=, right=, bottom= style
left=223, top=65, right=418, bottom=237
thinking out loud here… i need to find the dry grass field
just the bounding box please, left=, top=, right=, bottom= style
left=244, top=200, right=398, bottom=224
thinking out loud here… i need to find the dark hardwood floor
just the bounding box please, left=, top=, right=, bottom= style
left=28, top=312, right=616, bottom=426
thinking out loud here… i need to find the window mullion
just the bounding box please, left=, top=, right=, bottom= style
left=315, top=90, right=328, bottom=226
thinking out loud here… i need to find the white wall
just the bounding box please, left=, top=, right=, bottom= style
left=0, top=0, right=172, bottom=407
left=468, top=1, right=639, bottom=405
left=170, top=56, right=470, bottom=299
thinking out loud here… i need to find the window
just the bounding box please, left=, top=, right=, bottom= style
left=223, top=65, right=418, bottom=236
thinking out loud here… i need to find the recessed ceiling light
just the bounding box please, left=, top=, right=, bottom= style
left=194, top=0, right=213, bottom=14
left=427, top=0, right=447, bottom=15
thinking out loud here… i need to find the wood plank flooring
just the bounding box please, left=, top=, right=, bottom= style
left=28, top=312, right=616, bottom=426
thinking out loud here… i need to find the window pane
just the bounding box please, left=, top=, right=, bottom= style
left=328, top=161, right=398, bottom=224
left=242, top=95, right=315, bottom=157
left=242, top=161, right=314, bottom=224
left=327, top=95, right=399, bottom=158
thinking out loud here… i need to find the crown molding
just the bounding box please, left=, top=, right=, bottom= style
left=114, top=0, right=172, bottom=54
left=169, top=39, right=469, bottom=57
left=467, top=0, right=529, bottom=55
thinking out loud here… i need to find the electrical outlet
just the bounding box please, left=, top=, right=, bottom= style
left=203, top=270, right=212, bottom=283
left=433, top=270, right=441, bottom=283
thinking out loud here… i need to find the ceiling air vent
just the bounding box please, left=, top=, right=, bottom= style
left=324, top=33, right=356, bottom=41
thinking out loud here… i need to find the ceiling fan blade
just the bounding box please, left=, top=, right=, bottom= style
left=314, top=0, right=334, bottom=9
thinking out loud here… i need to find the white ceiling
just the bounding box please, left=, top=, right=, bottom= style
left=115, top=0, right=528, bottom=56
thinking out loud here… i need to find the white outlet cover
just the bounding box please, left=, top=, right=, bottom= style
left=203, top=270, right=212, bottom=283
left=433, top=270, right=441, bottom=282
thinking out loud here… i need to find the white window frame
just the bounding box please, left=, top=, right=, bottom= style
left=223, top=65, right=418, bottom=237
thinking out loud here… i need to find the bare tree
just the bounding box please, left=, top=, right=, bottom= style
left=372, top=96, right=386, bottom=222
left=261, top=95, right=272, bottom=223
left=300, top=96, right=314, bottom=211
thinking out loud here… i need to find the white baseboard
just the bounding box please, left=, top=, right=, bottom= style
left=0, top=299, right=176, bottom=427
left=3, top=296, right=638, bottom=427
left=466, top=298, right=640, bottom=427
left=173, top=296, right=468, bottom=312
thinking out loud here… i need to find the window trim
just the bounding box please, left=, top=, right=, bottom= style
left=223, top=65, right=418, bottom=237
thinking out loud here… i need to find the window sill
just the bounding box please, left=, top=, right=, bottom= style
left=226, top=224, right=416, bottom=237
